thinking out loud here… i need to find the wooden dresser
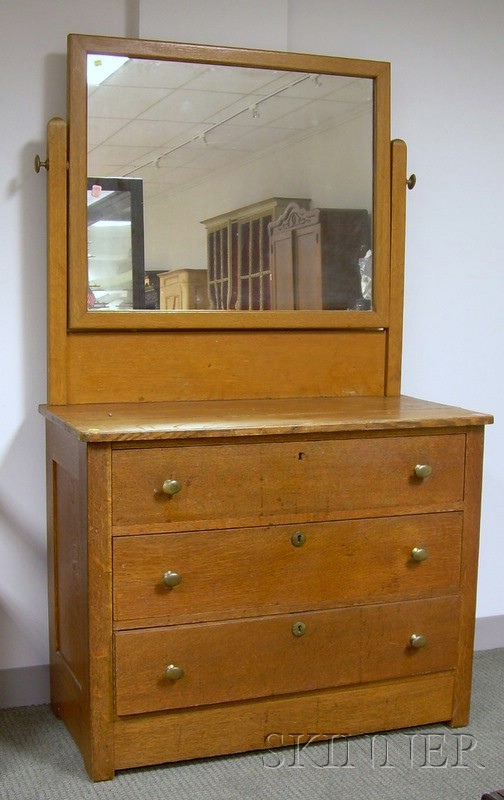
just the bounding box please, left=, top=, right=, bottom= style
left=39, top=396, right=491, bottom=778
left=38, top=35, right=492, bottom=781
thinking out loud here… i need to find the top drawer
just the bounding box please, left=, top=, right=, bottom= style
left=111, top=433, right=466, bottom=530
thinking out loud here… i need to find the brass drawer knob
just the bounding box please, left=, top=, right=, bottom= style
left=162, top=478, right=182, bottom=496
left=165, top=664, right=185, bottom=681
left=292, top=621, right=307, bottom=637
left=163, top=570, right=183, bottom=588
left=411, top=546, right=429, bottom=562
left=410, top=633, right=428, bottom=649
left=414, top=464, right=432, bottom=479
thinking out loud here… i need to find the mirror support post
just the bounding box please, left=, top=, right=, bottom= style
left=46, top=117, right=68, bottom=405
left=385, top=138, right=408, bottom=396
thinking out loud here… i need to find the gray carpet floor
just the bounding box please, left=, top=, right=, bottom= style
left=1, top=649, right=503, bottom=799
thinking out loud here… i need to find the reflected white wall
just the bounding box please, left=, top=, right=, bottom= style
left=145, top=111, right=372, bottom=271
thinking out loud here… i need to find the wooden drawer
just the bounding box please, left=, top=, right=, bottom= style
left=113, top=513, right=463, bottom=626
left=114, top=596, right=459, bottom=715
left=111, top=434, right=466, bottom=530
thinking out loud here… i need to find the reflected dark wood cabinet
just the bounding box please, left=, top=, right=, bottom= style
left=269, top=202, right=371, bottom=310
left=203, top=197, right=310, bottom=309
left=203, top=198, right=370, bottom=310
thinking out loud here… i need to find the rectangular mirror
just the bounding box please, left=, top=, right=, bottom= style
left=68, top=35, right=390, bottom=329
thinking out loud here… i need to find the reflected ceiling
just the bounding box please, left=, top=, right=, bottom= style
left=88, top=56, right=373, bottom=204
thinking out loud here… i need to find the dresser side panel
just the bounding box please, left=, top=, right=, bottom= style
left=46, top=423, right=89, bottom=758
left=451, top=427, right=486, bottom=726
left=86, top=444, right=115, bottom=779
left=46, top=424, right=115, bottom=781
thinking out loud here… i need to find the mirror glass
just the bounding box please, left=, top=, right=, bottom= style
left=86, top=53, right=374, bottom=312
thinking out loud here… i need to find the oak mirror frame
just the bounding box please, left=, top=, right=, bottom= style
left=67, top=34, right=391, bottom=331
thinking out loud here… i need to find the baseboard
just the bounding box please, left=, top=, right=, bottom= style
left=0, top=664, right=50, bottom=709
left=474, top=614, right=504, bottom=652
left=1, top=617, right=503, bottom=709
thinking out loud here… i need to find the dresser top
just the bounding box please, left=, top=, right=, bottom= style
left=39, top=395, right=493, bottom=443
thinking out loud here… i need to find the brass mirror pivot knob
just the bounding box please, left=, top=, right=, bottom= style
left=34, top=154, right=49, bottom=173
left=414, top=464, right=432, bottom=479
left=410, top=633, right=428, bottom=649
left=163, top=570, right=182, bottom=588
left=411, top=546, right=429, bottom=562
left=162, top=478, right=182, bottom=495
left=165, top=664, right=185, bottom=681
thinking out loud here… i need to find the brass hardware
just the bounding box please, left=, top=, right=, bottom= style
left=409, top=633, right=427, bottom=649
left=162, top=478, right=182, bottom=496
left=291, top=530, right=306, bottom=547
left=414, top=464, right=432, bottom=479
left=406, top=173, right=416, bottom=189
left=292, top=621, right=307, bottom=637
left=163, top=570, right=183, bottom=588
left=411, top=546, right=429, bottom=562
left=165, top=664, right=185, bottom=680
left=34, top=154, right=49, bottom=173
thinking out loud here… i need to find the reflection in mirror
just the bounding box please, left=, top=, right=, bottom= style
left=87, top=54, right=374, bottom=312
left=87, top=177, right=145, bottom=308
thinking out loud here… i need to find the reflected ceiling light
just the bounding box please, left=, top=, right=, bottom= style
left=87, top=54, right=129, bottom=86
left=90, top=220, right=131, bottom=227
left=138, top=72, right=313, bottom=175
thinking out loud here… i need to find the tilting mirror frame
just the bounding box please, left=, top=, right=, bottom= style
left=67, top=33, right=391, bottom=331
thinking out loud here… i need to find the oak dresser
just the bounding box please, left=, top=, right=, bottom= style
left=38, top=34, right=492, bottom=780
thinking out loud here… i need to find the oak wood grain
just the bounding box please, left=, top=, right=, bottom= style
left=63, top=330, right=386, bottom=403
left=115, top=596, right=459, bottom=715
left=110, top=433, right=466, bottom=529
left=451, top=427, right=485, bottom=726
left=39, top=395, right=493, bottom=442
left=46, top=117, right=68, bottom=405
left=386, top=139, right=407, bottom=395
left=113, top=513, right=463, bottom=627
left=86, top=444, right=115, bottom=780
left=113, top=671, right=455, bottom=769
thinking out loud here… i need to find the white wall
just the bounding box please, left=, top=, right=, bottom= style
left=0, top=0, right=502, bottom=705
left=0, top=0, right=133, bottom=682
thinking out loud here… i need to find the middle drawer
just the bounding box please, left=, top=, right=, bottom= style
left=113, top=513, right=462, bottom=626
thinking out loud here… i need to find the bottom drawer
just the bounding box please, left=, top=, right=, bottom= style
left=115, top=596, right=459, bottom=715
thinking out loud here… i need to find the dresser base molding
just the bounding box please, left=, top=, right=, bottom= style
left=113, top=672, right=456, bottom=772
